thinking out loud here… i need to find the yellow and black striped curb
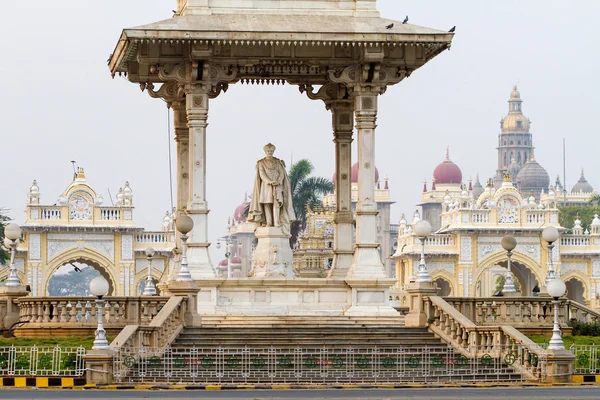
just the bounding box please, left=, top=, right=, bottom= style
left=572, top=375, right=600, bottom=383
left=0, top=377, right=87, bottom=388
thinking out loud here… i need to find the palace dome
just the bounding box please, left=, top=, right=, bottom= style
left=218, top=259, right=228, bottom=267
left=433, top=149, right=462, bottom=184
left=333, top=162, right=380, bottom=184
left=233, top=195, right=250, bottom=223
left=231, top=256, right=242, bottom=265
left=501, top=85, right=530, bottom=133
left=571, top=170, right=594, bottom=193
left=516, top=156, right=549, bottom=194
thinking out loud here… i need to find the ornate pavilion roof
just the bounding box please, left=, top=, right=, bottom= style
left=109, top=13, right=453, bottom=75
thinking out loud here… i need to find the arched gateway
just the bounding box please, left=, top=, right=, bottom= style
left=1, top=169, right=176, bottom=296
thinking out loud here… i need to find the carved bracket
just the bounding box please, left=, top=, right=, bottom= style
left=327, top=64, right=408, bottom=94
left=298, top=83, right=351, bottom=110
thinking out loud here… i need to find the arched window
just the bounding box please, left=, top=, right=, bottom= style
left=517, top=152, right=522, bottom=164
left=517, top=120, right=523, bottom=128
left=504, top=152, right=507, bottom=166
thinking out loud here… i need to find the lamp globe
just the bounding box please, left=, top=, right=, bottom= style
left=501, top=236, right=517, bottom=252
left=547, top=279, right=566, bottom=299
left=413, top=220, right=432, bottom=238
left=4, top=223, right=22, bottom=241
left=542, top=226, right=559, bottom=244
left=176, top=215, right=194, bottom=234
left=145, top=247, right=156, bottom=258
left=90, top=276, right=109, bottom=297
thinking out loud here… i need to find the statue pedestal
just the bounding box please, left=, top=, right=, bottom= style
left=249, top=227, right=295, bottom=278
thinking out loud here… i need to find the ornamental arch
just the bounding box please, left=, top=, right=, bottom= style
left=474, top=251, right=543, bottom=296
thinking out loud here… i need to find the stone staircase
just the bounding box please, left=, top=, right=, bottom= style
left=197, top=314, right=406, bottom=329
left=172, top=326, right=444, bottom=349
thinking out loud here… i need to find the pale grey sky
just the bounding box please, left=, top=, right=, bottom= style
left=1, top=1, right=598, bottom=263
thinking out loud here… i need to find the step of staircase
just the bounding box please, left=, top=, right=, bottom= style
left=198, top=315, right=405, bottom=328
left=171, top=326, right=445, bottom=349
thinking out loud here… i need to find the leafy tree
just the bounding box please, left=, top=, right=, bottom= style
left=47, top=265, right=101, bottom=296
left=288, top=159, right=334, bottom=247
left=558, top=206, right=597, bottom=231
left=590, top=192, right=600, bottom=206
left=0, top=209, right=10, bottom=266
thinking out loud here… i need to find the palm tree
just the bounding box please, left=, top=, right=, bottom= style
left=590, top=192, right=600, bottom=206
left=288, top=160, right=334, bottom=246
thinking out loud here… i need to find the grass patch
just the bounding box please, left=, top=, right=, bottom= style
left=0, top=336, right=112, bottom=349
left=528, top=335, right=600, bottom=348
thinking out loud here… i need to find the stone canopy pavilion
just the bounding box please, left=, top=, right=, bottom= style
left=108, top=0, right=453, bottom=318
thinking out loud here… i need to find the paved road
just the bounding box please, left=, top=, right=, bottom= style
left=1, top=387, right=600, bottom=400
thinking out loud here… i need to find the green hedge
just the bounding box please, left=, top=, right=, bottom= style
left=569, top=321, right=600, bottom=336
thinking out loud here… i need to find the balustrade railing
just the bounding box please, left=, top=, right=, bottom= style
left=100, top=208, right=121, bottom=221
left=561, top=236, right=590, bottom=246
left=41, top=207, right=62, bottom=220
left=135, top=232, right=173, bottom=244
left=526, top=211, right=546, bottom=224
left=565, top=300, right=600, bottom=323
left=425, top=235, right=455, bottom=246
left=470, top=211, right=490, bottom=224
left=111, top=296, right=187, bottom=360
left=424, top=296, right=546, bottom=380
left=17, top=296, right=169, bottom=329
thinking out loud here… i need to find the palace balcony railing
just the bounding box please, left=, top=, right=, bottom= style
left=560, top=235, right=591, bottom=247
left=27, top=205, right=134, bottom=225
left=15, top=296, right=170, bottom=336
left=135, top=231, right=175, bottom=246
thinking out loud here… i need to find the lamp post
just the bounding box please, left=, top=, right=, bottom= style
left=142, top=247, right=157, bottom=296
left=90, top=276, right=110, bottom=350
left=542, top=226, right=559, bottom=286
left=175, top=215, right=194, bottom=282
left=501, top=235, right=517, bottom=293
left=547, top=277, right=567, bottom=350
left=216, top=217, right=234, bottom=278
left=4, top=223, right=23, bottom=287
left=413, top=220, right=432, bottom=283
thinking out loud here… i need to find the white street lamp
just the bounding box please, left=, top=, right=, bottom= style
left=142, top=247, right=157, bottom=296
left=547, top=278, right=567, bottom=350
left=542, top=226, right=559, bottom=286
left=90, top=276, right=110, bottom=350
left=413, top=220, right=432, bottom=283
left=175, top=215, right=194, bottom=282
left=501, top=236, right=517, bottom=293
left=4, top=223, right=22, bottom=287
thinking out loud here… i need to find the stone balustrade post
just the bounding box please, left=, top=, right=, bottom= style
left=0, top=286, right=29, bottom=330
left=167, top=281, right=201, bottom=326
left=543, top=350, right=576, bottom=383
left=405, top=282, right=437, bottom=327
left=84, top=350, right=114, bottom=385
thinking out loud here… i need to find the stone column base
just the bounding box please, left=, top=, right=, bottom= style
left=0, top=286, right=29, bottom=331
left=167, top=280, right=202, bottom=326
left=249, top=227, right=294, bottom=278
left=83, top=350, right=114, bottom=385
left=543, top=349, right=576, bottom=383
left=344, top=279, right=399, bottom=317
left=404, top=281, right=437, bottom=327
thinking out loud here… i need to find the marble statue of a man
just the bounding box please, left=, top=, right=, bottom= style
left=248, top=143, right=295, bottom=235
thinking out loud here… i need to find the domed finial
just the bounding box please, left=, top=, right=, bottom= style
left=503, top=172, right=512, bottom=183
left=581, top=168, right=585, bottom=179
left=431, top=178, right=437, bottom=191
left=423, top=179, right=427, bottom=192
left=384, top=176, right=389, bottom=190
left=445, top=146, right=450, bottom=161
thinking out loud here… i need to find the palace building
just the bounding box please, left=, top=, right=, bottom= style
left=393, top=86, right=599, bottom=308
left=0, top=169, right=175, bottom=296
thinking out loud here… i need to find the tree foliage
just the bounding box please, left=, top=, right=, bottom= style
left=288, top=159, right=334, bottom=246
left=47, top=266, right=101, bottom=296
left=0, top=210, right=10, bottom=266
left=494, top=274, right=521, bottom=293
left=558, top=206, right=598, bottom=231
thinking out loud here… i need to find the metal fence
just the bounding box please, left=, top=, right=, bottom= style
left=0, top=345, right=85, bottom=377
left=113, top=345, right=545, bottom=384
left=571, top=345, right=600, bottom=374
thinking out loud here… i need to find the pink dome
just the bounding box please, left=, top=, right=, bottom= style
left=433, top=149, right=462, bottom=184
left=233, top=199, right=250, bottom=223
left=333, top=162, right=380, bottom=184
left=231, top=257, right=242, bottom=265
left=218, top=259, right=228, bottom=267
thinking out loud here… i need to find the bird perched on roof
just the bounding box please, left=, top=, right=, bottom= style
left=386, top=23, right=394, bottom=29
left=449, top=26, right=456, bottom=33
left=403, top=16, right=409, bottom=24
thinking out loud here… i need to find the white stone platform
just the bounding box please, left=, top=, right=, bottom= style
left=194, top=278, right=399, bottom=323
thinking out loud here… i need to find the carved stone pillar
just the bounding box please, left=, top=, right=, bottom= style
left=330, top=101, right=354, bottom=278
left=346, top=91, right=387, bottom=279
left=172, top=101, right=190, bottom=215
left=185, top=85, right=215, bottom=278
